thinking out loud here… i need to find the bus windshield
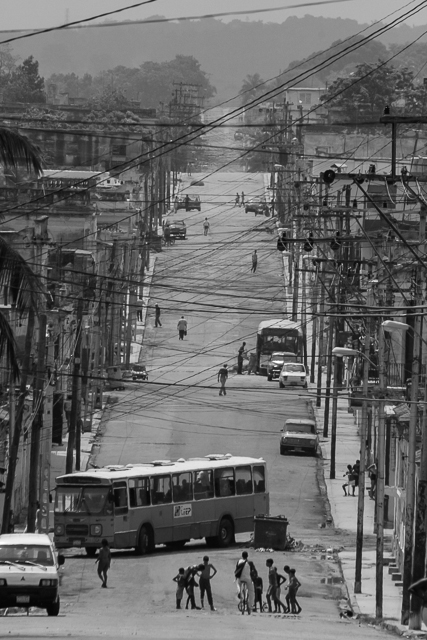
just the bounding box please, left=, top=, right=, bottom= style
left=55, top=486, right=111, bottom=515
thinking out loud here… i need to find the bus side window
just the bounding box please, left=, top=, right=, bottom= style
left=235, top=466, right=252, bottom=495
left=151, top=475, right=171, bottom=505
left=113, top=482, right=128, bottom=514
left=129, top=478, right=150, bottom=507
left=172, top=472, right=193, bottom=503
left=253, top=465, right=266, bottom=493
left=194, top=470, right=214, bottom=500
left=214, top=468, right=235, bottom=497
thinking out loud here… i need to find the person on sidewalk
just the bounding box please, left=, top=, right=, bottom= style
left=203, top=218, right=210, bottom=236
left=95, top=539, right=111, bottom=588
left=251, top=250, right=258, bottom=273
left=342, top=464, right=356, bottom=496
left=217, top=363, right=228, bottom=396
left=352, top=459, right=360, bottom=494
left=368, top=462, right=377, bottom=500
left=237, top=342, right=246, bottom=374
left=198, top=556, right=217, bottom=611
left=247, top=351, right=257, bottom=375
left=177, top=316, right=188, bottom=340
left=154, top=304, right=162, bottom=327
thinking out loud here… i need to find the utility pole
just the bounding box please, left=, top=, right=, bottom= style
left=27, top=312, right=47, bottom=532
left=354, top=293, right=372, bottom=593
left=323, top=291, right=335, bottom=439
left=66, top=297, right=83, bottom=474
left=376, top=323, right=387, bottom=619
left=404, top=203, right=426, bottom=626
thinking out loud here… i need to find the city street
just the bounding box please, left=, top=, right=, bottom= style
left=1, top=172, right=392, bottom=639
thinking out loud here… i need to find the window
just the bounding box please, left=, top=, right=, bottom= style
left=253, top=465, right=266, bottom=493
left=151, top=475, right=172, bottom=504
left=214, top=467, right=235, bottom=497
left=172, top=472, right=193, bottom=502
left=112, top=144, right=127, bottom=156
left=299, top=92, right=311, bottom=104
left=113, top=482, right=128, bottom=514
left=129, top=477, right=150, bottom=507
left=194, top=469, right=214, bottom=500
left=235, top=466, right=253, bottom=495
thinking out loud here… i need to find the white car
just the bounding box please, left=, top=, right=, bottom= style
left=0, top=533, right=64, bottom=615
left=280, top=418, right=319, bottom=456
left=278, top=362, right=308, bottom=389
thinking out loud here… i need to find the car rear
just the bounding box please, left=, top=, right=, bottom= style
left=278, top=363, right=307, bottom=388
left=280, top=419, right=318, bottom=456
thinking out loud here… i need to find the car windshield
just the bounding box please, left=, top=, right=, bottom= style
left=55, top=486, right=111, bottom=515
left=283, top=364, right=305, bottom=373
left=286, top=424, right=315, bottom=434
left=0, top=545, right=54, bottom=566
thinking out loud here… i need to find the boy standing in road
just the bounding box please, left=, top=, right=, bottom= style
left=217, top=363, right=228, bottom=396
left=203, top=218, right=210, bottom=235
left=155, top=304, right=162, bottom=327
left=96, top=538, right=111, bottom=588
left=237, top=342, right=246, bottom=374
left=198, top=556, right=217, bottom=611
left=173, top=567, right=186, bottom=609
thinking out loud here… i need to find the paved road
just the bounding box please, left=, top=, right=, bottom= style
left=2, top=172, right=392, bottom=640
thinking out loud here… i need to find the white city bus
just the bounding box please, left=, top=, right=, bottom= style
left=54, top=454, right=268, bottom=556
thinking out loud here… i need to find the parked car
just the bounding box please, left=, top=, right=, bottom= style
left=245, top=199, right=268, bottom=215
left=266, top=352, right=299, bottom=381
left=167, top=220, right=187, bottom=239
left=176, top=195, right=201, bottom=211
left=280, top=418, right=318, bottom=456
left=278, top=362, right=308, bottom=389
left=0, top=533, right=65, bottom=615
left=190, top=179, right=204, bottom=186
left=131, top=364, right=148, bottom=381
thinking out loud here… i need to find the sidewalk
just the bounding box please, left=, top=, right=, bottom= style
left=311, top=385, right=410, bottom=634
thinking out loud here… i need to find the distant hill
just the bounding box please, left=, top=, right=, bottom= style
left=3, top=15, right=427, bottom=102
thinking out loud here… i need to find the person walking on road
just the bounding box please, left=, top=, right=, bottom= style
left=251, top=249, right=258, bottom=273
left=217, top=363, right=228, bottom=396
left=235, top=193, right=240, bottom=207
left=198, top=556, right=217, bottom=611
left=96, top=539, right=111, bottom=588
left=155, top=304, right=162, bottom=327
left=185, top=194, right=190, bottom=212
left=184, top=566, right=201, bottom=610
left=241, top=191, right=245, bottom=207
left=203, top=217, right=210, bottom=236
left=237, top=342, right=246, bottom=374
left=173, top=567, right=186, bottom=609
left=234, top=551, right=256, bottom=614
left=247, top=351, right=257, bottom=375
left=177, top=316, right=188, bottom=340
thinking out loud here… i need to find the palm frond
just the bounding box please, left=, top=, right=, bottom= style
left=0, top=237, right=44, bottom=312
left=0, top=310, right=20, bottom=381
left=0, top=127, right=42, bottom=175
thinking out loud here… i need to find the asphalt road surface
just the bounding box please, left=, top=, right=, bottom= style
left=2, top=172, right=392, bottom=640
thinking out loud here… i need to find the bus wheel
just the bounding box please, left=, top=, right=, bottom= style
left=85, top=547, right=97, bottom=558
left=217, top=517, right=234, bottom=548
left=136, top=525, right=153, bottom=555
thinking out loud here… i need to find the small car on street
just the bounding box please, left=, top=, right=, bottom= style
left=176, top=195, right=201, bottom=211
left=280, top=418, right=319, bottom=456
left=131, top=364, right=148, bottom=381
left=278, top=362, right=308, bottom=389
left=245, top=198, right=268, bottom=215
left=167, top=220, right=187, bottom=239
left=0, top=533, right=64, bottom=616
left=266, top=352, right=299, bottom=381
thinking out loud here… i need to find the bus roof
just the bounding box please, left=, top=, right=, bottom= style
left=56, top=455, right=265, bottom=484
left=257, top=319, right=300, bottom=333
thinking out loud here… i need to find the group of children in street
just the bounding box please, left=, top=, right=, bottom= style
left=172, top=551, right=302, bottom=615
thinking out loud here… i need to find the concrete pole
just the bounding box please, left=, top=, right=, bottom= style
left=330, top=350, right=339, bottom=479
left=354, top=306, right=372, bottom=593
left=376, top=326, right=387, bottom=619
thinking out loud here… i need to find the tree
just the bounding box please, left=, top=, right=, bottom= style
left=239, top=73, right=266, bottom=106
left=4, top=56, right=46, bottom=104
left=320, top=62, right=420, bottom=127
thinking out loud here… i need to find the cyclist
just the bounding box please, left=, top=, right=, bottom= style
left=234, top=551, right=256, bottom=614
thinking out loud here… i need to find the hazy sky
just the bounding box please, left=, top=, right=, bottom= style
left=3, top=0, right=427, bottom=30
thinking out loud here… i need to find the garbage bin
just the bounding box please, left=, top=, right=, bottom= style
left=253, top=515, right=289, bottom=550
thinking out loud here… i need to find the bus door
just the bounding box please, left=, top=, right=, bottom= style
left=172, top=472, right=194, bottom=541
left=112, top=481, right=130, bottom=548
left=235, top=466, right=255, bottom=530
left=150, top=475, right=174, bottom=545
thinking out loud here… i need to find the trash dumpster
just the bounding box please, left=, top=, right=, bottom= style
left=253, top=515, right=289, bottom=550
